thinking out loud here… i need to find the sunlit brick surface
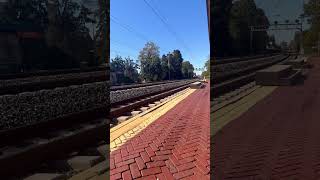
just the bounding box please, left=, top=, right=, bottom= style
left=110, top=84, right=210, bottom=180
left=213, top=57, right=320, bottom=179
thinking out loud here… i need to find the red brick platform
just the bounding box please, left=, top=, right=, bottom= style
left=110, top=84, right=210, bottom=180
left=213, top=57, right=320, bottom=179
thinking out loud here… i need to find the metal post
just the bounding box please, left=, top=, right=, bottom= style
left=92, top=23, right=96, bottom=65
left=318, top=32, right=320, bottom=56
left=168, top=58, right=170, bottom=80
left=250, top=26, right=253, bottom=55
left=300, top=22, right=304, bottom=55
left=300, top=0, right=305, bottom=55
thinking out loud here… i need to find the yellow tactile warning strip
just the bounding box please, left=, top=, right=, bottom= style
left=110, top=88, right=196, bottom=152
left=211, top=86, right=277, bottom=136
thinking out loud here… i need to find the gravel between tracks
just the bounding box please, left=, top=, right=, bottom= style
left=0, top=71, right=107, bottom=95
left=110, top=80, right=195, bottom=104
left=0, top=81, right=108, bottom=130
left=212, top=55, right=285, bottom=77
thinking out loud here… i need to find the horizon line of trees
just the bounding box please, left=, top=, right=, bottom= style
left=111, top=41, right=199, bottom=85
left=213, top=0, right=277, bottom=57
left=0, top=0, right=105, bottom=73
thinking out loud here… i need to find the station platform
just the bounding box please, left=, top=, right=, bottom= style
left=213, top=57, right=320, bottom=179
left=109, top=83, right=210, bottom=180
left=72, top=83, right=210, bottom=180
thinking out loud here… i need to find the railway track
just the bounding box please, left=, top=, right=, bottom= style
left=110, top=80, right=198, bottom=125
left=0, top=70, right=107, bottom=95
left=0, top=78, right=197, bottom=179
left=0, top=81, right=107, bottom=178
left=212, top=54, right=295, bottom=99
left=213, top=53, right=279, bottom=65
left=110, top=79, right=185, bottom=91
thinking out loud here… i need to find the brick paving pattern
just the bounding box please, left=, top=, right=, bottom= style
left=110, top=84, right=210, bottom=180
left=213, top=57, right=320, bottom=179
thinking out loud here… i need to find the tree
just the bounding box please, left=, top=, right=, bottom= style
left=303, top=0, right=320, bottom=54
left=202, top=58, right=210, bottom=78
left=160, top=54, right=169, bottom=80
left=138, top=42, right=162, bottom=81
left=171, top=50, right=183, bottom=79
left=124, top=57, right=139, bottom=83
left=212, top=0, right=233, bottom=57
left=111, top=56, right=139, bottom=84
left=161, top=50, right=184, bottom=80
left=181, top=61, right=194, bottom=79
left=229, top=0, right=269, bottom=55
left=96, top=0, right=108, bottom=65
left=0, top=0, right=99, bottom=70
left=111, top=56, right=125, bottom=73
left=1, top=0, right=48, bottom=27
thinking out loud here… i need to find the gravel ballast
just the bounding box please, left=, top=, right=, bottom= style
left=0, top=81, right=108, bottom=130
left=110, top=80, right=195, bottom=104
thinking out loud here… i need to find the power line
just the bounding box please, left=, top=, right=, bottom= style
left=110, top=49, right=136, bottom=58
left=111, top=43, right=137, bottom=54
left=110, top=15, right=171, bottom=53
left=111, top=15, right=150, bottom=42
left=148, top=0, right=168, bottom=22
left=142, top=0, right=195, bottom=61
left=111, top=39, right=141, bottom=52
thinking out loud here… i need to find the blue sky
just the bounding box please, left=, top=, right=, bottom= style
left=110, top=0, right=209, bottom=74
left=255, top=0, right=306, bottom=44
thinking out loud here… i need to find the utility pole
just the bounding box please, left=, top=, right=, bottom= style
left=250, top=26, right=253, bottom=55
left=92, top=22, right=96, bottom=66
left=300, top=16, right=304, bottom=55
left=318, top=32, right=320, bottom=56
left=300, top=0, right=305, bottom=55
left=168, top=58, right=170, bottom=80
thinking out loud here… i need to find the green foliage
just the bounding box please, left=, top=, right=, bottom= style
left=213, top=0, right=270, bottom=57
left=111, top=56, right=139, bottom=84
left=1, top=0, right=48, bottom=27
left=139, top=42, right=162, bottom=81
left=302, top=0, right=320, bottom=54
left=112, top=42, right=195, bottom=83
left=181, top=61, right=194, bottom=79
left=160, top=54, right=169, bottom=80
left=202, top=59, right=210, bottom=78
left=212, top=0, right=233, bottom=57
left=171, top=50, right=183, bottom=79
left=1, top=0, right=95, bottom=34
left=159, top=50, right=186, bottom=80
left=229, top=0, right=269, bottom=55
left=96, top=0, right=108, bottom=65
left=111, top=56, right=125, bottom=73
left=0, top=0, right=100, bottom=71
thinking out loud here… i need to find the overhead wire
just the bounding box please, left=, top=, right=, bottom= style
left=111, top=39, right=141, bottom=52
left=111, top=14, right=173, bottom=55
left=142, top=0, right=195, bottom=61
left=111, top=15, right=150, bottom=42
